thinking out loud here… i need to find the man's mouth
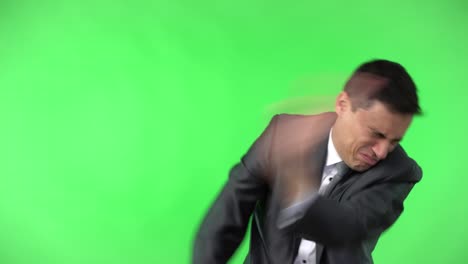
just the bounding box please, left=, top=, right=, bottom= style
left=360, top=153, right=377, bottom=166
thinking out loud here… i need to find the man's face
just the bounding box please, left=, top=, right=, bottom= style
left=333, top=92, right=413, bottom=172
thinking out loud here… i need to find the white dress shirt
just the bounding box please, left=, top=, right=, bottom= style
left=293, top=129, right=342, bottom=264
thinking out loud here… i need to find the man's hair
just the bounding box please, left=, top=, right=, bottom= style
left=344, top=59, right=421, bottom=115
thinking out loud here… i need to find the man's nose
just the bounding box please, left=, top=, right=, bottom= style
left=372, top=141, right=390, bottom=160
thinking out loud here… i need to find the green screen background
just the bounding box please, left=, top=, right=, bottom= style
left=0, top=0, right=466, bottom=263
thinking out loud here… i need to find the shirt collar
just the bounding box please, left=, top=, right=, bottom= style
left=326, top=129, right=342, bottom=167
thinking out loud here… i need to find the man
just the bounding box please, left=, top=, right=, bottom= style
left=193, top=59, right=422, bottom=264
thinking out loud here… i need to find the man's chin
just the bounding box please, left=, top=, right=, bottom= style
left=350, top=162, right=372, bottom=172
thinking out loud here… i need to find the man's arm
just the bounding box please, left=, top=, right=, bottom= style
left=279, top=162, right=422, bottom=247
left=192, top=116, right=278, bottom=264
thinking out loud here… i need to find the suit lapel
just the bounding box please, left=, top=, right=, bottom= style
left=311, top=119, right=337, bottom=264
left=273, top=112, right=338, bottom=262
left=302, top=119, right=333, bottom=263
left=314, top=138, right=328, bottom=264
left=291, top=133, right=329, bottom=260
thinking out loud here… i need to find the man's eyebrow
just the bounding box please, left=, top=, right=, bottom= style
left=369, top=127, right=402, bottom=142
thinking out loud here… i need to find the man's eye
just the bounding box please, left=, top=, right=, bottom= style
left=372, top=131, right=384, bottom=138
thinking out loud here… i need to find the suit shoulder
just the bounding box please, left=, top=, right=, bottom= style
left=265, top=112, right=336, bottom=157
left=272, top=112, right=337, bottom=129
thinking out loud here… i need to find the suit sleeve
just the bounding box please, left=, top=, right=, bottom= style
left=192, top=115, right=278, bottom=264
left=280, top=163, right=422, bottom=247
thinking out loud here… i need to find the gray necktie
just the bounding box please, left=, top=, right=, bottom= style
left=277, top=162, right=349, bottom=230
left=319, top=161, right=349, bottom=197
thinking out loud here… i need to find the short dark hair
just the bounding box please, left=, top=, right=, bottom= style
left=344, top=59, right=421, bottom=115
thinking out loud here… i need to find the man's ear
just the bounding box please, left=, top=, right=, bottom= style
left=335, top=91, right=351, bottom=115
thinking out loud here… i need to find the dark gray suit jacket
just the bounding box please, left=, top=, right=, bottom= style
left=193, top=113, right=422, bottom=264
